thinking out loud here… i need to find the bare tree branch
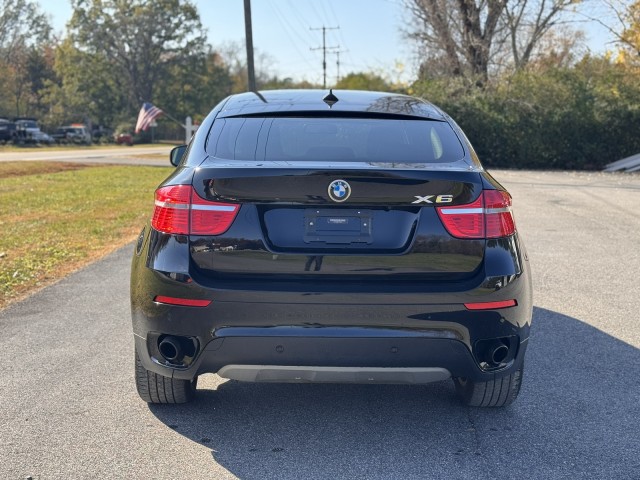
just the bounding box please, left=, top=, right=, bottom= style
left=403, top=0, right=585, bottom=84
left=576, top=0, right=640, bottom=55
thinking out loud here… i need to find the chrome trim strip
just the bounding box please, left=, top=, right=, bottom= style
left=154, top=200, right=236, bottom=212
left=217, top=365, right=452, bottom=384
left=485, top=207, right=511, bottom=214
left=439, top=207, right=511, bottom=215
left=191, top=205, right=237, bottom=212
left=439, top=208, right=483, bottom=215
left=154, top=200, right=189, bottom=209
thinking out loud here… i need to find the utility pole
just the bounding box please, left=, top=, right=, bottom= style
left=244, top=0, right=256, bottom=92
left=310, top=25, right=339, bottom=89
left=333, top=49, right=348, bottom=84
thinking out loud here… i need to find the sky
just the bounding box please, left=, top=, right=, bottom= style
left=42, top=0, right=618, bottom=86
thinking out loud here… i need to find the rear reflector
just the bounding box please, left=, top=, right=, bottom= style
left=464, top=300, right=517, bottom=310
left=154, top=295, right=211, bottom=307
left=152, top=185, right=239, bottom=235
left=436, top=190, right=516, bottom=239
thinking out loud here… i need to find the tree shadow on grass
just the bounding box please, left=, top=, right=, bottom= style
left=149, top=307, right=640, bottom=479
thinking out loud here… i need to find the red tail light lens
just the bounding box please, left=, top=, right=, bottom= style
left=152, top=185, right=191, bottom=234
left=191, top=192, right=240, bottom=235
left=483, top=190, right=515, bottom=238
left=435, top=195, right=484, bottom=238
left=436, top=190, right=516, bottom=239
left=152, top=185, right=239, bottom=235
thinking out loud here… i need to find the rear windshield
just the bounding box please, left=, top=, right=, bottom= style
left=208, top=117, right=465, bottom=163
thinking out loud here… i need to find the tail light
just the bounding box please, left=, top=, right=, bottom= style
left=152, top=185, right=190, bottom=235
left=483, top=190, right=515, bottom=238
left=152, top=185, right=239, bottom=235
left=436, top=190, right=516, bottom=239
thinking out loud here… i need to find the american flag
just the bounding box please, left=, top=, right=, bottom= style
left=135, top=102, right=163, bottom=133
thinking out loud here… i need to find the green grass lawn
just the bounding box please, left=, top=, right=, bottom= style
left=0, top=161, right=172, bottom=308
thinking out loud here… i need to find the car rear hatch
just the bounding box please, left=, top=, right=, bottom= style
left=186, top=164, right=486, bottom=281
left=159, top=114, right=490, bottom=282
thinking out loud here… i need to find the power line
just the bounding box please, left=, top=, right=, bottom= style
left=286, top=0, right=317, bottom=42
left=319, top=1, right=332, bottom=27
left=325, top=0, right=340, bottom=25
left=324, top=2, right=357, bottom=71
left=308, top=2, right=329, bottom=26
left=310, top=25, right=340, bottom=89
left=271, top=2, right=312, bottom=47
left=268, top=3, right=316, bottom=72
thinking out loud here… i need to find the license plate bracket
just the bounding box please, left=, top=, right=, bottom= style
left=303, top=209, right=373, bottom=244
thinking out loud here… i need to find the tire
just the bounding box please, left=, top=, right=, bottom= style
left=135, top=348, right=197, bottom=404
left=454, top=365, right=523, bottom=407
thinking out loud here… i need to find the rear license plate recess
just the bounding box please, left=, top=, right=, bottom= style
left=303, top=209, right=373, bottom=244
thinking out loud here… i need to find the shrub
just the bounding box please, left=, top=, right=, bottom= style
left=412, top=57, right=640, bottom=170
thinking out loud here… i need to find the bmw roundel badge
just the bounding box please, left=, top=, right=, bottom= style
left=328, top=179, right=351, bottom=202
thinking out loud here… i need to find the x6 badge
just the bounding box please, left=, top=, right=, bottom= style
left=412, top=195, right=454, bottom=204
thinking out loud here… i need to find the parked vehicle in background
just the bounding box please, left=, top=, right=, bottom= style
left=32, top=131, right=55, bottom=145
left=14, top=118, right=46, bottom=145
left=91, top=125, right=113, bottom=143
left=52, top=124, right=92, bottom=145
left=115, top=132, right=134, bottom=146
left=0, top=118, right=16, bottom=144
left=0, top=117, right=54, bottom=145
left=51, top=127, right=75, bottom=144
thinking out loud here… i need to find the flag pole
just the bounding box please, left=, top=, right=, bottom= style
left=140, top=100, right=185, bottom=128
left=157, top=109, right=185, bottom=128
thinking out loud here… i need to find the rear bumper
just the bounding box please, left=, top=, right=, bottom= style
left=133, top=332, right=528, bottom=382
left=131, top=228, right=533, bottom=384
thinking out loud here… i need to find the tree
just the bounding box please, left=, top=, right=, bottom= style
left=503, top=0, right=582, bottom=70
left=0, top=0, right=52, bottom=116
left=216, top=41, right=283, bottom=93
left=0, top=0, right=50, bottom=59
left=614, top=1, right=640, bottom=56
left=404, top=0, right=582, bottom=84
left=19, top=45, right=56, bottom=117
left=335, top=72, right=392, bottom=91
left=68, top=0, right=207, bottom=112
left=259, top=77, right=318, bottom=90
left=404, top=0, right=507, bottom=84
left=156, top=49, right=233, bottom=121
left=581, top=1, right=640, bottom=61
left=411, top=55, right=640, bottom=170
left=42, top=38, right=128, bottom=129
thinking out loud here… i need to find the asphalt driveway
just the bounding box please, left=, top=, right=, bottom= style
left=1, top=170, right=639, bottom=479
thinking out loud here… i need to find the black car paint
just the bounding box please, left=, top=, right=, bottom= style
left=131, top=89, right=532, bottom=391
left=132, top=226, right=530, bottom=380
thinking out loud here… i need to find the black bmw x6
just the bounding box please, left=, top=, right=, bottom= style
left=131, top=89, right=532, bottom=407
